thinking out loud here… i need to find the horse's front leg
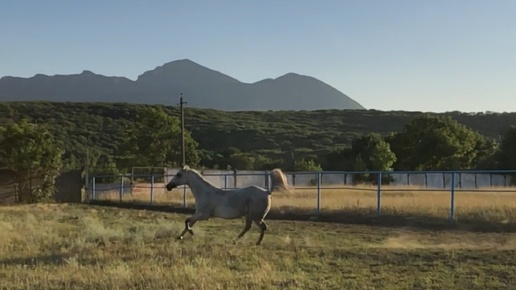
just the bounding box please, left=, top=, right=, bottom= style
left=177, top=211, right=209, bottom=240
left=177, top=217, right=194, bottom=239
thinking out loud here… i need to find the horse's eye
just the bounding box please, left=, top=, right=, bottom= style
left=176, top=173, right=182, bottom=177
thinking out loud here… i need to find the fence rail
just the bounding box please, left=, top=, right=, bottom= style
left=86, top=169, right=516, bottom=223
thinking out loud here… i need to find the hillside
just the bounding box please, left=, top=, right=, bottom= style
left=1, top=102, right=515, bottom=170
left=0, top=59, right=364, bottom=111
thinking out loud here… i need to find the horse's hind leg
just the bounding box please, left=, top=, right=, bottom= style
left=254, top=220, right=268, bottom=246
left=234, top=216, right=252, bottom=243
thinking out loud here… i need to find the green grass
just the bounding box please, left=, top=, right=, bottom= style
left=0, top=203, right=515, bottom=289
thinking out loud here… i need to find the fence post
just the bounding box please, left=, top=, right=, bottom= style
left=316, top=172, right=322, bottom=214
left=131, top=167, right=135, bottom=189
left=224, top=174, right=228, bottom=189
left=150, top=175, right=154, bottom=205
left=119, top=175, right=124, bottom=203
left=92, top=176, right=96, bottom=200
left=449, top=172, right=456, bottom=224
left=376, top=172, right=382, bottom=217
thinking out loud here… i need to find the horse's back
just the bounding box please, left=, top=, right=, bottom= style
left=243, top=185, right=270, bottom=194
left=231, top=186, right=270, bottom=204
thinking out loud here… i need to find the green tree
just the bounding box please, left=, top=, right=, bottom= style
left=496, top=125, right=516, bottom=170
left=117, top=107, right=200, bottom=168
left=329, top=133, right=397, bottom=184
left=0, top=119, right=63, bottom=202
left=88, top=153, right=121, bottom=182
left=324, top=133, right=396, bottom=171
left=252, top=153, right=273, bottom=170
left=472, top=138, right=498, bottom=169
left=323, top=147, right=354, bottom=170
left=388, top=115, right=489, bottom=170
left=227, top=152, right=273, bottom=170
left=229, top=153, right=256, bottom=170
left=294, top=158, right=322, bottom=171
left=350, top=133, right=397, bottom=171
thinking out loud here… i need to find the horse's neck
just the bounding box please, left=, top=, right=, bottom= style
left=187, top=171, right=220, bottom=199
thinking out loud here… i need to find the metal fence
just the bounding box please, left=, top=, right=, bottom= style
left=86, top=169, right=516, bottom=223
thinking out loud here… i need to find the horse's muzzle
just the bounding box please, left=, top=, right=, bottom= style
left=166, top=183, right=177, bottom=191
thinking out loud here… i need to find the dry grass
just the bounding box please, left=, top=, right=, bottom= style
left=94, top=184, right=516, bottom=223
left=0, top=203, right=515, bottom=289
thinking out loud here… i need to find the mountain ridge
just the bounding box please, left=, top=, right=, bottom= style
left=0, top=59, right=365, bottom=111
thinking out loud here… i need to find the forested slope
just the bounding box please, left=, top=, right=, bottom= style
left=1, top=102, right=515, bottom=170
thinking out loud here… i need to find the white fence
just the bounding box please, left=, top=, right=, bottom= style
left=87, top=169, right=516, bottom=223
left=162, top=168, right=514, bottom=189
left=88, top=169, right=516, bottom=200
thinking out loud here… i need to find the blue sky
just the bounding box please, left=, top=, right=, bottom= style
left=1, top=0, right=515, bottom=113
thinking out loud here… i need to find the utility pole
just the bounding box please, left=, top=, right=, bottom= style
left=179, top=93, right=187, bottom=166
left=179, top=93, right=188, bottom=208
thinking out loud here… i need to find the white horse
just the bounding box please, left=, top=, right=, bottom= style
left=165, top=165, right=289, bottom=245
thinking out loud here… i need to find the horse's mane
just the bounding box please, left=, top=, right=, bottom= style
left=183, top=165, right=221, bottom=189
left=183, top=165, right=202, bottom=176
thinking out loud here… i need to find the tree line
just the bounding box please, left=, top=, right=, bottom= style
left=325, top=115, right=515, bottom=171
left=1, top=101, right=516, bottom=202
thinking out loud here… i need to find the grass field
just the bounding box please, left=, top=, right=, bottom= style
left=1, top=203, right=515, bottom=289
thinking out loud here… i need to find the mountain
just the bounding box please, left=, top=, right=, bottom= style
left=0, top=59, right=365, bottom=111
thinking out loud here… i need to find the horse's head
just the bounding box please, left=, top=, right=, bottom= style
left=166, top=165, right=190, bottom=191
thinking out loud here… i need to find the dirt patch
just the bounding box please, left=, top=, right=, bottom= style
left=376, top=230, right=516, bottom=250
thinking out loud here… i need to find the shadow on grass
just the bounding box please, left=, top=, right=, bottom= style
left=0, top=253, right=98, bottom=267
left=86, top=200, right=516, bottom=234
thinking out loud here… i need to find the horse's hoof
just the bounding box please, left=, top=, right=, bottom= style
left=177, top=236, right=184, bottom=240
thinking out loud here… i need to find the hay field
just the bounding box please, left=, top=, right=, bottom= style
left=94, top=183, right=516, bottom=223
left=1, top=203, right=515, bottom=289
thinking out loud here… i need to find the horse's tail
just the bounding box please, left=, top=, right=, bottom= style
left=270, top=168, right=290, bottom=193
